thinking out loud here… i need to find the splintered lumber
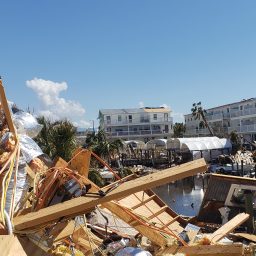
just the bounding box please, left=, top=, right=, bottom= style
left=159, top=243, right=244, bottom=256
left=233, top=233, right=256, bottom=243
left=14, top=158, right=207, bottom=230
left=209, top=212, right=249, bottom=243
left=0, top=235, right=28, bottom=256
left=0, top=79, right=17, bottom=136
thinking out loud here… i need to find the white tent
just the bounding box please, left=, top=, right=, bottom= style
left=168, top=137, right=232, bottom=161
left=146, top=139, right=167, bottom=150
left=124, top=140, right=146, bottom=150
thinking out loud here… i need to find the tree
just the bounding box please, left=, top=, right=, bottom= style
left=35, top=117, right=77, bottom=161
left=50, top=120, right=77, bottom=160
left=85, top=129, right=124, bottom=162
left=191, top=102, right=214, bottom=136
left=173, top=122, right=186, bottom=138
left=34, top=116, right=53, bottom=157
left=229, top=130, right=241, bottom=153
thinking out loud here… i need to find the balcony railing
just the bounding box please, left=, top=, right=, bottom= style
left=185, top=128, right=210, bottom=136
left=206, top=113, right=223, bottom=121
left=107, top=129, right=172, bottom=137
left=104, top=117, right=172, bottom=126
left=228, top=123, right=256, bottom=133
left=205, top=108, right=256, bottom=120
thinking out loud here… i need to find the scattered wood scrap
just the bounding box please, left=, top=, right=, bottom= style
left=14, top=158, right=207, bottom=230
left=208, top=212, right=249, bottom=243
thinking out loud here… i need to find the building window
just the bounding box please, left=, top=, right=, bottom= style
left=240, top=106, right=243, bottom=110
left=153, top=114, right=157, bottom=120
left=128, top=115, right=132, bottom=123
left=164, top=113, right=168, bottom=121
left=106, top=116, right=111, bottom=124
left=118, top=115, right=122, bottom=122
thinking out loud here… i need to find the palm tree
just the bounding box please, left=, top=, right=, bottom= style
left=34, top=116, right=53, bottom=157
left=50, top=119, right=77, bottom=161
left=85, top=129, right=124, bottom=163
left=35, top=117, right=77, bottom=161
left=173, top=122, right=186, bottom=138
left=191, top=102, right=214, bottom=136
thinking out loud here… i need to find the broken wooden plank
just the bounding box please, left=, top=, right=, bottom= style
left=0, top=235, right=28, bottom=256
left=68, top=149, right=91, bottom=177
left=209, top=212, right=249, bottom=243
left=0, top=79, right=16, bottom=136
left=14, top=158, right=207, bottom=230
left=178, top=243, right=244, bottom=256
left=233, top=232, right=256, bottom=243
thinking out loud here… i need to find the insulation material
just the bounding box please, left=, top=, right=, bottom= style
left=19, top=134, right=43, bottom=163
left=5, top=157, right=28, bottom=214
left=12, top=111, right=43, bottom=138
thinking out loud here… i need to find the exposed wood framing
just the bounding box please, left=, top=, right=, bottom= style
left=14, top=158, right=207, bottom=230
left=102, top=202, right=170, bottom=247
left=209, top=212, right=249, bottom=243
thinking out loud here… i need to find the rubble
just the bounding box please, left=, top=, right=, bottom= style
left=0, top=79, right=256, bottom=255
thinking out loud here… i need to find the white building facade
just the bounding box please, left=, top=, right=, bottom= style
left=99, top=107, right=173, bottom=142
left=184, top=98, right=256, bottom=143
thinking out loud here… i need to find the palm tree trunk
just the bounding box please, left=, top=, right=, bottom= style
left=202, top=115, right=214, bottom=136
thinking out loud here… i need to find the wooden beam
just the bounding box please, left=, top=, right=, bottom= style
left=179, top=243, right=244, bottom=256
left=159, top=243, right=244, bottom=256
left=0, top=79, right=16, bottom=136
left=147, top=206, right=168, bottom=220
left=14, top=158, right=207, bottom=230
left=131, top=195, right=156, bottom=210
left=0, top=235, right=28, bottom=256
left=209, top=212, right=249, bottom=243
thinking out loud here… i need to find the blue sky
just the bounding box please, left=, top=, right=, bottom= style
left=0, top=1, right=256, bottom=128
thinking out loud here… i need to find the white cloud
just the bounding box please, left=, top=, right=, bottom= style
left=138, top=101, right=144, bottom=108
left=26, top=78, right=89, bottom=128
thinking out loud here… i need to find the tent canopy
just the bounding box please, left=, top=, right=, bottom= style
left=146, top=139, right=167, bottom=150
left=167, top=137, right=232, bottom=151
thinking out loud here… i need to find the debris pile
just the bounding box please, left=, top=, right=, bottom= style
left=231, top=150, right=255, bottom=165
left=0, top=79, right=256, bottom=256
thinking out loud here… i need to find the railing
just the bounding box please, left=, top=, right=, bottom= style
left=104, top=117, right=172, bottom=126
left=185, top=128, right=211, bottom=136
left=206, top=113, right=223, bottom=121
left=205, top=108, right=256, bottom=120
left=108, top=129, right=172, bottom=137
left=229, top=108, right=256, bottom=118
left=228, top=123, right=256, bottom=133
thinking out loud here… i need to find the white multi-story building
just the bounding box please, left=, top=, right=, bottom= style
left=184, top=98, right=256, bottom=143
left=99, top=107, right=173, bottom=142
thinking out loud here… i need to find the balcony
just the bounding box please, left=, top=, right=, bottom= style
left=206, top=113, right=223, bottom=121
left=104, top=117, right=171, bottom=126
left=185, top=128, right=211, bottom=136
left=229, top=108, right=256, bottom=118
left=228, top=123, right=256, bottom=133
